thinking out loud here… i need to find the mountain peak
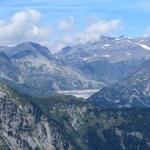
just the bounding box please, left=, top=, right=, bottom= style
left=9, top=42, right=51, bottom=60
left=17, top=41, right=46, bottom=49
left=0, top=52, right=11, bottom=62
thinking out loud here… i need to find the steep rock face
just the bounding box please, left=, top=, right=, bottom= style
left=1, top=82, right=150, bottom=149
left=0, top=82, right=76, bottom=150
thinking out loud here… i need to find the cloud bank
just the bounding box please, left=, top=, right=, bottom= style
left=0, top=9, right=50, bottom=46
left=0, top=9, right=121, bottom=52
left=58, top=16, right=74, bottom=31
left=52, top=19, right=121, bottom=52
left=77, top=19, right=121, bottom=43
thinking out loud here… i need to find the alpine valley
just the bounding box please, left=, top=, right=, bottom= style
left=1, top=36, right=150, bottom=150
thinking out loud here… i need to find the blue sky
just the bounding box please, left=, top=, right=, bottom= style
left=0, top=0, right=150, bottom=51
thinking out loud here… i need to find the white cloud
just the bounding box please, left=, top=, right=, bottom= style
left=86, top=20, right=120, bottom=34
left=77, top=19, right=121, bottom=43
left=0, top=10, right=121, bottom=53
left=0, top=9, right=50, bottom=46
left=52, top=19, right=121, bottom=52
left=58, top=16, right=74, bottom=31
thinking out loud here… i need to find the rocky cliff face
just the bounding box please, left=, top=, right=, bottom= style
left=1, top=81, right=150, bottom=150
left=0, top=82, right=76, bottom=150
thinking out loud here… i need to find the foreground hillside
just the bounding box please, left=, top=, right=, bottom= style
left=0, top=81, right=150, bottom=150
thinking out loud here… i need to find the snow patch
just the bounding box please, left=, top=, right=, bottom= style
left=136, top=43, right=150, bottom=51
left=104, top=44, right=110, bottom=47
left=125, top=52, right=131, bottom=56
left=102, top=55, right=111, bottom=58
left=57, top=89, right=100, bottom=99
left=0, top=91, right=6, bottom=99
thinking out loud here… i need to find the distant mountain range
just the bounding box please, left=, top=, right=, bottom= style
left=0, top=42, right=103, bottom=96
left=56, top=36, right=150, bottom=63
left=55, top=36, right=150, bottom=83
left=0, top=35, right=150, bottom=97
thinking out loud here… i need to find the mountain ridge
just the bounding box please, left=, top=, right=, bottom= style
left=88, top=59, right=150, bottom=108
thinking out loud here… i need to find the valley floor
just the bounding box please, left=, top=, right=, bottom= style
left=57, top=89, right=100, bottom=98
